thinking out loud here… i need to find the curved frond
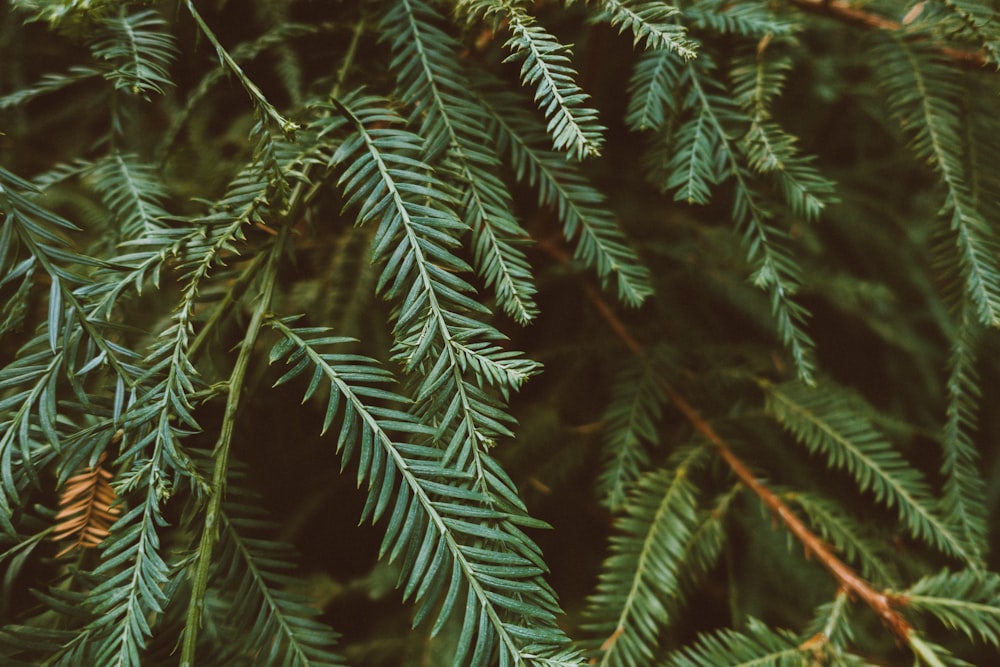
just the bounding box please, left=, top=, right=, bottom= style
left=663, top=617, right=805, bottom=667
left=875, top=36, right=1000, bottom=326
left=328, top=94, right=540, bottom=495
left=674, top=59, right=817, bottom=382
left=90, top=9, right=176, bottom=97
left=625, top=49, right=684, bottom=131
left=267, top=319, right=582, bottom=667
left=904, top=569, right=1000, bottom=646
left=763, top=378, right=974, bottom=563
left=595, top=0, right=698, bottom=58
left=0, top=65, right=101, bottom=110
left=459, top=0, right=605, bottom=159
left=205, top=479, right=346, bottom=666
left=477, top=84, right=653, bottom=305
left=939, top=305, right=988, bottom=564
left=88, top=152, right=170, bottom=243
left=596, top=355, right=668, bottom=511
left=380, top=0, right=538, bottom=323
left=81, top=475, right=171, bottom=667
left=586, top=450, right=706, bottom=667
left=682, top=0, right=795, bottom=37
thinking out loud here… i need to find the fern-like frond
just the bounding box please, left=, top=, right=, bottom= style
left=329, top=94, right=540, bottom=481
left=904, top=569, right=1000, bottom=646
left=459, top=0, right=605, bottom=159
left=0, top=65, right=101, bottom=110
left=736, top=171, right=815, bottom=383
left=763, top=378, right=973, bottom=563
left=731, top=45, right=837, bottom=222
left=783, top=490, right=899, bottom=587
left=663, top=617, right=805, bottom=667
left=380, top=0, right=538, bottom=323
left=596, top=356, right=667, bottom=511
left=88, top=152, right=170, bottom=243
left=673, top=59, right=816, bottom=382
left=939, top=305, right=988, bottom=565
left=586, top=450, right=705, bottom=667
left=875, top=36, right=1000, bottom=326
left=0, top=336, right=63, bottom=531
left=742, top=121, right=835, bottom=222
left=504, top=15, right=604, bottom=159
left=203, top=479, right=346, bottom=665
left=0, top=166, right=134, bottom=387
left=267, top=319, right=582, bottom=667
left=625, top=49, right=684, bottom=131
left=53, top=452, right=120, bottom=557
left=595, top=0, right=698, bottom=58
left=682, top=0, right=795, bottom=38
left=0, top=256, right=35, bottom=337
left=666, top=106, right=725, bottom=205
left=0, top=167, right=138, bottom=532
left=478, top=84, right=653, bottom=306
left=90, top=9, right=176, bottom=97
left=80, top=475, right=171, bottom=667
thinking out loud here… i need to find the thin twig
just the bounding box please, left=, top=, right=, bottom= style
left=180, top=226, right=288, bottom=667
left=536, top=239, right=913, bottom=641
left=787, top=0, right=987, bottom=68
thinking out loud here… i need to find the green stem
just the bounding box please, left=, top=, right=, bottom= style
left=188, top=15, right=368, bottom=367
left=179, top=226, right=287, bottom=667
left=187, top=250, right=269, bottom=362
left=183, top=0, right=297, bottom=135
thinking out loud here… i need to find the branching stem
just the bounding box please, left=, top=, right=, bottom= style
left=537, top=238, right=915, bottom=642
left=787, top=0, right=986, bottom=67
left=179, top=226, right=287, bottom=666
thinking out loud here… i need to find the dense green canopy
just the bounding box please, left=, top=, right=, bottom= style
left=2, top=1, right=1000, bottom=665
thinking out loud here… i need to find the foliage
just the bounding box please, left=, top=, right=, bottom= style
left=2, top=1, right=1000, bottom=666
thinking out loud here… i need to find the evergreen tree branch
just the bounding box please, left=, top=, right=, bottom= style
left=587, top=449, right=706, bottom=667
left=179, top=227, right=287, bottom=667
left=477, top=83, right=653, bottom=305
left=939, top=303, right=988, bottom=564
left=266, top=319, right=582, bottom=666
left=210, top=480, right=346, bottom=665
left=683, top=60, right=817, bottom=383
left=380, top=0, right=538, bottom=323
left=329, top=94, right=540, bottom=496
left=762, top=378, right=974, bottom=563
left=458, top=0, right=606, bottom=159
left=879, top=36, right=1000, bottom=330
left=536, top=239, right=915, bottom=643
left=787, top=0, right=987, bottom=67
left=596, top=354, right=667, bottom=511
left=182, top=0, right=297, bottom=137
left=594, top=0, right=698, bottom=58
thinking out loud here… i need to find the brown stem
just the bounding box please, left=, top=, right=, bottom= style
left=537, top=239, right=913, bottom=641
left=787, top=0, right=987, bottom=68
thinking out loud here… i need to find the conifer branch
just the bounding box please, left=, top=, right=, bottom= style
left=179, top=227, right=287, bottom=667
left=537, top=238, right=914, bottom=642
left=182, top=0, right=298, bottom=137
left=787, top=0, right=987, bottom=67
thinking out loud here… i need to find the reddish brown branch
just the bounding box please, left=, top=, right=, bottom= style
left=787, top=0, right=987, bottom=68
left=538, top=240, right=913, bottom=641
